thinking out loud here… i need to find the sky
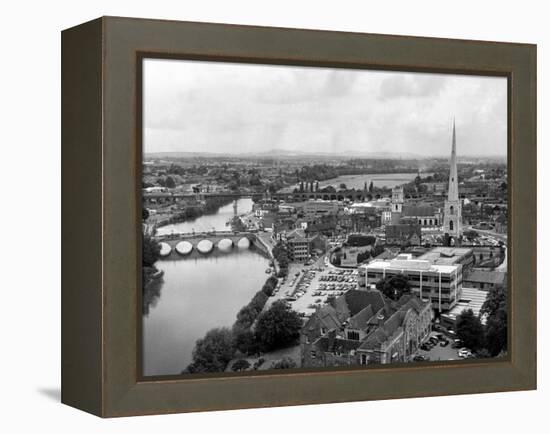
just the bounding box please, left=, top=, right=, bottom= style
left=143, top=58, right=507, bottom=157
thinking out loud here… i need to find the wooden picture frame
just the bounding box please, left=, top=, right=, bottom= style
left=61, top=16, right=536, bottom=417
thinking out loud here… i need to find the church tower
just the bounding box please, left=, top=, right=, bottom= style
left=391, top=185, right=404, bottom=213
left=443, top=120, right=462, bottom=242
left=390, top=185, right=404, bottom=224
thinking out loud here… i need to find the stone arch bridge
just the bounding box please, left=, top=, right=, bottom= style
left=154, top=231, right=273, bottom=258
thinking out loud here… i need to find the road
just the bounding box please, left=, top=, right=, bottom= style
left=464, top=225, right=507, bottom=272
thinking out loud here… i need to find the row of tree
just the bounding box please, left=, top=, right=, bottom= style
left=272, top=242, right=290, bottom=277
left=142, top=211, right=163, bottom=315
left=157, top=196, right=234, bottom=228
left=185, top=284, right=302, bottom=373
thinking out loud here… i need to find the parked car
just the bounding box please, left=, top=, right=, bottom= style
left=413, top=355, right=428, bottom=362
left=420, top=343, right=432, bottom=351
left=439, top=339, right=450, bottom=347
left=458, top=348, right=472, bottom=358
left=452, top=339, right=463, bottom=349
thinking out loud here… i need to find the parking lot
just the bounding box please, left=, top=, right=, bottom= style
left=269, top=261, right=358, bottom=317
left=414, top=332, right=464, bottom=362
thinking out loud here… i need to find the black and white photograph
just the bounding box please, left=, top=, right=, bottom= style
left=140, top=58, right=508, bottom=378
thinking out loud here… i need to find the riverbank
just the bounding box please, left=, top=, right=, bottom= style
left=154, top=196, right=235, bottom=229
left=143, top=248, right=270, bottom=376
left=278, top=171, right=428, bottom=193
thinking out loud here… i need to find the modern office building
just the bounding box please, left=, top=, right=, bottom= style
left=358, top=253, right=463, bottom=312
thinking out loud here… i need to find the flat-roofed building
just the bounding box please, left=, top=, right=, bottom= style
left=463, top=269, right=506, bottom=291
left=440, top=286, right=489, bottom=329
left=418, top=246, right=474, bottom=270
left=303, top=200, right=342, bottom=220
left=358, top=253, right=463, bottom=312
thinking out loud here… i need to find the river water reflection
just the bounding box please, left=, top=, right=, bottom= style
left=156, top=197, right=254, bottom=235
left=143, top=198, right=269, bottom=376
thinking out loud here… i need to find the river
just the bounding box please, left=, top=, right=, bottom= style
left=156, top=197, right=253, bottom=235
left=143, top=197, right=269, bottom=376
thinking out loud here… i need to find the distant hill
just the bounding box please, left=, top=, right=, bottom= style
left=144, top=149, right=505, bottom=161
left=145, top=149, right=424, bottom=160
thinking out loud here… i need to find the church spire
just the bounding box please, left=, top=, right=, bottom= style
left=443, top=118, right=462, bottom=243
left=447, top=118, right=459, bottom=201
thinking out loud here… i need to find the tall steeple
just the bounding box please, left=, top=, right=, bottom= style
left=443, top=119, right=462, bottom=242
left=447, top=119, right=459, bottom=201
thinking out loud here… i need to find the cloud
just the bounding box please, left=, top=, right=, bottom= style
left=378, top=74, right=448, bottom=101
left=143, top=59, right=507, bottom=157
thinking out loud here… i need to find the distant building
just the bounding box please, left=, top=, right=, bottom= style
left=305, top=216, right=337, bottom=236
left=401, top=205, right=442, bottom=227
left=494, top=214, right=507, bottom=234
left=421, top=182, right=447, bottom=195
left=303, top=200, right=342, bottom=220
left=285, top=229, right=327, bottom=261
left=463, top=270, right=506, bottom=291
left=286, top=229, right=310, bottom=261
left=384, top=186, right=441, bottom=228
left=346, top=204, right=382, bottom=231
left=301, top=290, right=432, bottom=368
left=385, top=223, right=422, bottom=246
left=358, top=251, right=463, bottom=312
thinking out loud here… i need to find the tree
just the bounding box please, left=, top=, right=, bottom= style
left=339, top=183, right=347, bottom=190
left=186, top=327, right=235, bottom=373
left=456, top=309, right=485, bottom=352
left=481, top=284, right=507, bottom=356
left=481, top=285, right=506, bottom=317
left=375, top=275, right=411, bottom=301
left=262, top=276, right=278, bottom=296
left=255, top=301, right=302, bottom=351
left=249, top=291, right=269, bottom=313
left=271, top=357, right=297, bottom=370
left=231, top=359, right=251, bottom=372
left=142, top=207, right=150, bottom=221
left=372, top=244, right=386, bottom=258
left=142, top=234, right=161, bottom=267
left=369, top=180, right=374, bottom=193
left=235, top=304, right=259, bottom=330
left=165, top=176, right=176, bottom=189
left=357, top=251, right=371, bottom=264
left=485, top=308, right=507, bottom=356
left=233, top=326, right=259, bottom=355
